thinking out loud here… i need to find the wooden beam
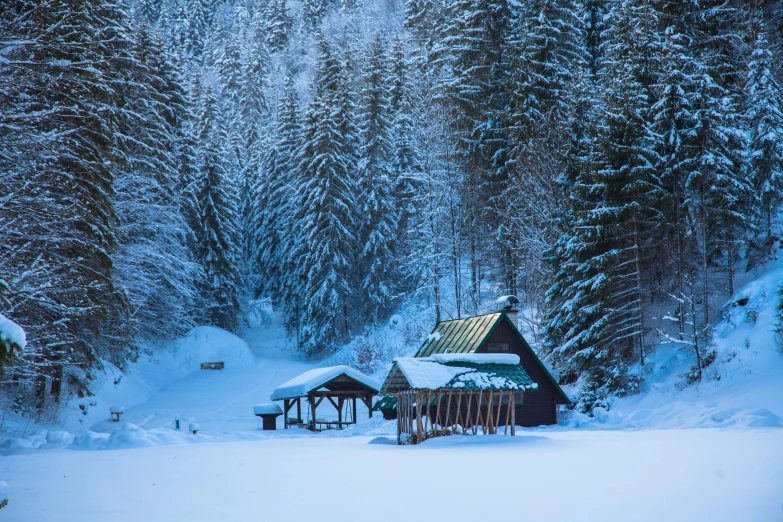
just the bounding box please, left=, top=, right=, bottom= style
left=337, top=397, right=344, bottom=425
left=297, top=397, right=301, bottom=421
left=308, top=395, right=316, bottom=431
left=306, top=390, right=376, bottom=397
left=327, top=396, right=340, bottom=411
left=416, top=391, right=423, bottom=444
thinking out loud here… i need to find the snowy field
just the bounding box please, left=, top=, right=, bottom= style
left=2, top=428, right=782, bottom=522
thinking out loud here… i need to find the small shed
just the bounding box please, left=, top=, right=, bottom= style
left=270, top=366, right=380, bottom=431
left=380, top=354, right=538, bottom=444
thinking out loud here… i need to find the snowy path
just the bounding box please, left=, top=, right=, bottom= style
left=3, top=428, right=782, bottom=522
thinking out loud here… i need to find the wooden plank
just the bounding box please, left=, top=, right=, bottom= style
left=495, top=391, right=503, bottom=434
left=445, top=390, right=452, bottom=431
left=416, top=392, right=423, bottom=444
left=396, top=393, right=402, bottom=444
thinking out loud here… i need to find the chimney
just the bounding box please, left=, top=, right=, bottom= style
left=495, top=295, right=520, bottom=327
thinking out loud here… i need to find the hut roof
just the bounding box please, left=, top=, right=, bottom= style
left=416, top=312, right=503, bottom=357
left=381, top=355, right=537, bottom=393
left=413, top=312, right=570, bottom=404
left=270, top=366, right=380, bottom=401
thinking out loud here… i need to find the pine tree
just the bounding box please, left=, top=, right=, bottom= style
left=507, top=0, right=586, bottom=142
left=264, top=0, right=291, bottom=52
left=195, top=84, right=243, bottom=330
left=293, top=38, right=358, bottom=352
left=112, top=26, right=201, bottom=341
left=302, top=0, right=327, bottom=31
left=745, top=20, right=783, bottom=254
left=256, top=74, right=301, bottom=304
left=184, top=0, right=208, bottom=62
left=389, top=36, right=422, bottom=248
left=357, top=36, right=399, bottom=323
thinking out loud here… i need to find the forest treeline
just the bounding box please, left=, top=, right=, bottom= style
left=1, top=0, right=782, bottom=414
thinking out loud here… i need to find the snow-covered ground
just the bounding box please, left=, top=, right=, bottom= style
left=2, top=264, right=783, bottom=520
left=2, top=429, right=782, bottom=522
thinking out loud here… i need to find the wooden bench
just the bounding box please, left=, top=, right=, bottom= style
left=200, top=361, right=224, bottom=370
left=314, top=419, right=351, bottom=431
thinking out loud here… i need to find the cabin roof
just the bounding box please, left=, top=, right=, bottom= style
left=415, top=312, right=502, bottom=357
left=413, top=312, right=570, bottom=404
left=381, top=356, right=538, bottom=393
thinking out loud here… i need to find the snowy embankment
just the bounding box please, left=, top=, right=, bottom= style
left=566, top=259, right=783, bottom=430
left=0, top=316, right=316, bottom=450
left=3, top=430, right=783, bottom=522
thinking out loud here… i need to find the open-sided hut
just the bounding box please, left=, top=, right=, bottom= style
left=381, top=354, right=538, bottom=444
left=413, top=311, right=570, bottom=426
left=271, top=366, right=380, bottom=431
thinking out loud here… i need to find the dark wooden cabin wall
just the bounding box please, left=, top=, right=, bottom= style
left=483, top=320, right=557, bottom=427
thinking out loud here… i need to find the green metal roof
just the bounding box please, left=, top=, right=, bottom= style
left=415, top=312, right=502, bottom=357
left=440, top=361, right=536, bottom=390
left=413, top=312, right=571, bottom=404
left=372, top=396, right=397, bottom=411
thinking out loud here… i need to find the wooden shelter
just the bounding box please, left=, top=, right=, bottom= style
left=413, top=311, right=570, bottom=426
left=380, top=354, right=538, bottom=444
left=270, top=366, right=380, bottom=431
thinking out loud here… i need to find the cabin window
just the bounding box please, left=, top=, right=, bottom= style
left=486, top=342, right=510, bottom=352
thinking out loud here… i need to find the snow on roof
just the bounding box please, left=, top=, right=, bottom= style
left=270, top=366, right=380, bottom=401
left=427, top=353, right=520, bottom=365
left=394, top=358, right=470, bottom=389
left=253, top=403, right=283, bottom=415
left=495, top=295, right=518, bottom=304
left=0, top=313, right=26, bottom=350
left=392, top=356, right=535, bottom=390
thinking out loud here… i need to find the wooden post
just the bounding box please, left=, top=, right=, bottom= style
left=476, top=392, right=484, bottom=433
left=456, top=391, right=464, bottom=434
left=296, top=398, right=301, bottom=423
left=466, top=392, right=474, bottom=435
left=368, top=394, right=373, bottom=418
left=310, top=395, right=317, bottom=431
left=416, top=392, right=424, bottom=444
left=396, top=393, right=402, bottom=444
left=337, top=397, right=344, bottom=426
left=352, top=397, right=357, bottom=424
left=284, top=399, right=290, bottom=429
left=445, top=391, right=453, bottom=432
left=495, top=392, right=503, bottom=434
left=432, top=390, right=443, bottom=432
left=510, top=392, right=516, bottom=436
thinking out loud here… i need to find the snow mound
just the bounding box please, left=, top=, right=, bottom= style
left=70, top=424, right=191, bottom=451
left=0, top=480, right=8, bottom=502
left=173, top=326, right=253, bottom=370
left=0, top=312, right=25, bottom=349
left=253, top=403, right=282, bottom=415
left=270, top=366, right=380, bottom=400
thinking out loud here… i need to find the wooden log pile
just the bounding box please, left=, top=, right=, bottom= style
left=395, top=388, right=519, bottom=445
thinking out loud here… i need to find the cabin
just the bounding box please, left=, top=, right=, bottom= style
left=407, top=306, right=569, bottom=427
